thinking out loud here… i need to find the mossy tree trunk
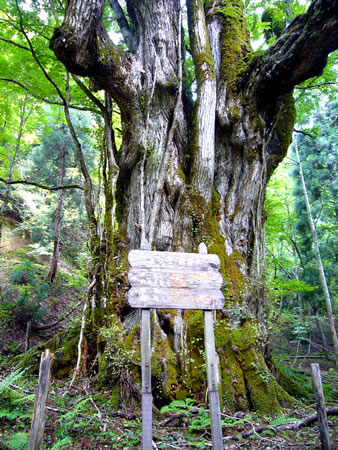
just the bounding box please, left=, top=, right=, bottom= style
left=50, top=0, right=337, bottom=414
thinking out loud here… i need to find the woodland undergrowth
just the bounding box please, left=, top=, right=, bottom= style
left=0, top=358, right=337, bottom=449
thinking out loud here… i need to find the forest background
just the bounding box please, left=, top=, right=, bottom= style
left=0, top=0, right=337, bottom=448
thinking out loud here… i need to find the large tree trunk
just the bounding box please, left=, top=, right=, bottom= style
left=50, top=0, right=338, bottom=414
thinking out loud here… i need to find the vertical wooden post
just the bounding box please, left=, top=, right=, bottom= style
left=141, top=309, right=152, bottom=450
left=311, top=363, right=331, bottom=450
left=28, top=349, right=53, bottom=450
left=25, top=320, right=32, bottom=352
left=199, top=243, right=223, bottom=449
left=140, top=237, right=152, bottom=450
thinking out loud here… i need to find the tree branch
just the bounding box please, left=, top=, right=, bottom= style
left=107, top=0, right=137, bottom=52
left=255, top=0, right=338, bottom=101
left=32, top=300, right=82, bottom=330
left=0, top=78, right=99, bottom=113
left=0, top=36, right=30, bottom=51
left=295, top=82, right=337, bottom=90
left=50, top=0, right=138, bottom=104
left=15, top=0, right=66, bottom=105
left=0, top=177, right=84, bottom=191
left=71, top=74, right=105, bottom=114
left=294, top=129, right=316, bottom=138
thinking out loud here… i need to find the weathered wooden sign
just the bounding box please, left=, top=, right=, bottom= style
left=128, top=243, right=224, bottom=450
left=127, top=249, right=225, bottom=310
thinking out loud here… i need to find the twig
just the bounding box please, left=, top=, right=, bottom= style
left=84, top=387, right=102, bottom=418
left=280, top=356, right=327, bottom=360
left=32, top=300, right=83, bottom=331
left=158, top=412, right=186, bottom=426
left=221, top=407, right=338, bottom=442
left=68, top=277, right=96, bottom=389
left=69, top=302, right=87, bottom=389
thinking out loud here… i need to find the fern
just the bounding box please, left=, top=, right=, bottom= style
left=189, top=410, right=211, bottom=431
left=221, top=417, right=245, bottom=427
left=6, top=432, right=29, bottom=450
left=50, top=436, right=72, bottom=449
left=13, top=394, right=35, bottom=404
left=0, top=409, right=22, bottom=420
left=271, top=416, right=302, bottom=427
left=0, top=369, right=26, bottom=395
left=160, top=398, right=195, bottom=414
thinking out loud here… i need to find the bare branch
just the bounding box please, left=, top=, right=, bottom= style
left=294, top=129, right=316, bottom=138
left=32, top=300, right=83, bottom=330
left=0, top=78, right=99, bottom=113
left=0, top=36, right=30, bottom=51
left=0, top=177, right=84, bottom=191
left=71, top=74, right=105, bottom=113
left=295, top=82, right=337, bottom=90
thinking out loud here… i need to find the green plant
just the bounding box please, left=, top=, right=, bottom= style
left=189, top=408, right=210, bottom=431
left=99, top=322, right=136, bottom=378
left=3, top=259, right=49, bottom=324
left=55, top=398, right=90, bottom=442
left=271, top=416, right=301, bottom=427
left=50, top=436, right=72, bottom=449
left=160, top=398, right=212, bottom=434
left=6, top=432, right=29, bottom=450
left=160, top=397, right=195, bottom=415
left=0, top=369, right=26, bottom=395
left=0, top=370, right=33, bottom=449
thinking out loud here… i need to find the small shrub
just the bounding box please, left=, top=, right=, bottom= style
left=3, top=259, right=49, bottom=324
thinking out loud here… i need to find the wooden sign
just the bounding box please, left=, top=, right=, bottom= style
left=129, top=243, right=224, bottom=450
left=127, top=249, right=224, bottom=310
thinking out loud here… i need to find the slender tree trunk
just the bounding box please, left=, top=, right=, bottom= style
left=315, top=316, right=330, bottom=360
left=0, top=95, right=29, bottom=244
left=48, top=137, right=66, bottom=283
left=294, top=139, right=338, bottom=365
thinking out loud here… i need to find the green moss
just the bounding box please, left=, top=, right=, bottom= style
left=111, top=384, right=120, bottom=408
left=275, top=93, right=296, bottom=150
left=214, top=319, right=292, bottom=414
left=210, top=1, right=251, bottom=88
left=267, top=93, right=296, bottom=177
left=97, top=39, right=122, bottom=67
left=14, top=325, right=80, bottom=378
left=176, top=166, right=186, bottom=182
left=273, top=361, right=311, bottom=399
left=183, top=310, right=207, bottom=394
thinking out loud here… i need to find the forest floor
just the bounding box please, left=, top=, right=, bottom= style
left=0, top=363, right=337, bottom=449
left=0, top=249, right=337, bottom=449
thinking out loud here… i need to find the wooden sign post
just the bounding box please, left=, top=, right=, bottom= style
left=311, top=363, right=331, bottom=449
left=28, top=349, right=53, bottom=450
left=128, top=242, right=224, bottom=449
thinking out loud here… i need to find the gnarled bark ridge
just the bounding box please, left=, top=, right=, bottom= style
left=50, top=0, right=338, bottom=413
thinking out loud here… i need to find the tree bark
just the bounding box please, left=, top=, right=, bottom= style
left=50, top=0, right=338, bottom=413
